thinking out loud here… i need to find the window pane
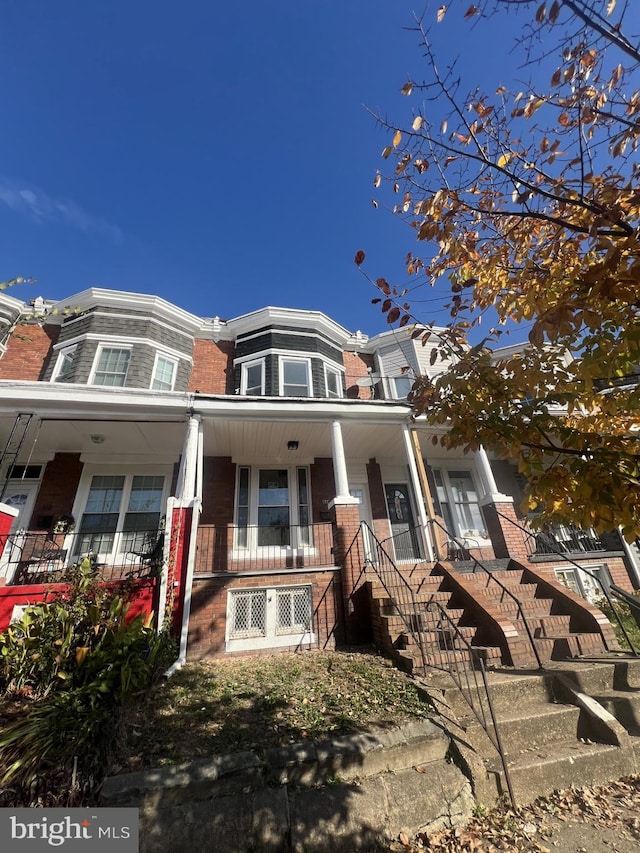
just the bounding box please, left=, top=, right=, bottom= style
left=121, top=475, right=164, bottom=551
left=93, top=348, right=130, bottom=387
left=326, top=370, right=341, bottom=398
left=276, top=587, right=311, bottom=634
left=55, top=347, right=77, bottom=382
left=151, top=357, right=176, bottom=391
left=393, top=375, right=412, bottom=399
left=230, top=589, right=267, bottom=638
left=245, top=363, right=263, bottom=395
left=282, top=360, right=310, bottom=396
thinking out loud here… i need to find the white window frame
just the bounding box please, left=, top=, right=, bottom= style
left=279, top=356, right=313, bottom=397
left=241, top=358, right=265, bottom=395
left=433, top=468, right=488, bottom=542
left=89, top=344, right=132, bottom=387
left=324, top=365, right=343, bottom=399
left=392, top=374, right=413, bottom=400
left=553, top=563, right=611, bottom=604
left=51, top=344, right=78, bottom=383
left=70, top=466, right=171, bottom=562
left=233, top=465, right=314, bottom=555
left=225, top=584, right=314, bottom=651
left=150, top=353, right=178, bottom=391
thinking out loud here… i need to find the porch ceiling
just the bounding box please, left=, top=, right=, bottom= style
left=0, top=415, right=187, bottom=463
left=202, top=418, right=408, bottom=463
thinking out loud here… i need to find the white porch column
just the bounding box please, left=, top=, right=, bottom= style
left=330, top=420, right=357, bottom=505
left=402, top=424, right=434, bottom=561
left=476, top=445, right=502, bottom=500
left=175, top=415, right=202, bottom=501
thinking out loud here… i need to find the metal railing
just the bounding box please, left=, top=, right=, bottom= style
left=2, top=528, right=164, bottom=585
left=347, top=521, right=516, bottom=807
left=526, top=523, right=605, bottom=557
left=428, top=516, right=543, bottom=669
left=425, top=599, right=517, bottom=808
left=493, top=508, right=638, bottom=656
left=194, top=522, right=334, bottom=573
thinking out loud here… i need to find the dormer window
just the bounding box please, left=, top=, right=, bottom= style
left=280, top=357, right=312, bottom=397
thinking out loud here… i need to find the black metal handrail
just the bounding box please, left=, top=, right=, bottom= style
left=346, top=521, right=516, bottom=807
left=352, top=522, right=427, bottom=672
left=425, top=598, right=517, bottom=808
left=428, top=516, right=543, bottom=669
left=492, top=508, right=638, bottom=656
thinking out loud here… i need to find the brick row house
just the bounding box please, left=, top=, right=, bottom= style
left=0, top=288, right=636, bottom=665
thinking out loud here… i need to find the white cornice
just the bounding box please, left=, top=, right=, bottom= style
left=223, top=306, right=355, bottom=347
left=50, top=288, right=203, bottom=335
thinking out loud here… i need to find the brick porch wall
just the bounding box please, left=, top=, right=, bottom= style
left=30, top=453, right=84, bottom=530
left=186, top=570, right=342, bottom=659
left=482, top=499, right=528, bottom=561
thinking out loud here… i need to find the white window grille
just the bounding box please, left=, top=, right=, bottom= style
left=226, top=584, right=314, bottom=650
left=276, top=586, right=312, bottom=635
left=229, top=589, right=267, bottom=639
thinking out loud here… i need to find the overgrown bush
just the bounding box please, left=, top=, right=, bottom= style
left=597, top=594, right=640, bottom=652
left=0, top=558, right=174, bottom=792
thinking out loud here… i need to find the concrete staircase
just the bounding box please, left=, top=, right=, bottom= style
left=367, top=557, right=619, bottom=675
left=421, top=659, right=640, bottom=807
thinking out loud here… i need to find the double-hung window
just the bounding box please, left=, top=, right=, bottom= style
left=235, top=466, right=312, bottom=551
left=92, top=347, right=131, bottom=387
left=392, top=374, right=413, bottom=400
left=151, top=355, right=178, bottom=391
left=75, top=473, right=165, bottom=558
left=280, top=357, right=312, bottom=397
left=433, top=469, right=486, bottom=540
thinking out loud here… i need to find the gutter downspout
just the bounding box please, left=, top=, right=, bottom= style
left=165, top=495, right=202, bottom=678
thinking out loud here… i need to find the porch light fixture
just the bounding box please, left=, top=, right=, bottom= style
left=90, top=434, right=106, bottom=445
left=287, top=440, right=299, bottom=451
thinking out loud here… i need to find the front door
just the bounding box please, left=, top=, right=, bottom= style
left=0, top=483, right=39, bottom=580
left=384, top=483, right=421, bottom=561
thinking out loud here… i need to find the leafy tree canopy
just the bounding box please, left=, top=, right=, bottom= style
left=360, top=0, right=640, bottom=539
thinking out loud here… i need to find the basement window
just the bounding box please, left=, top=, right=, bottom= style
left=553, top=564, right=611, bottom=604
left=226, top=584, right=314, bottom=651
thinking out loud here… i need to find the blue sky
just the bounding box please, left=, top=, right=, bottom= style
left=0, top=1, right=530, bottom=337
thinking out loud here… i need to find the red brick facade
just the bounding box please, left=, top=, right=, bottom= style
left=188, top=339, right=234, bottom=394
left=187, top=570, right=342, bottom=659
left=0, top=323, right=60, bottom=380
left=30, top=453, right=84, bottom=530
left=343, top=351, right=375, bottom=400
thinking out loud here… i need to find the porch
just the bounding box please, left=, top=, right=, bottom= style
left=193, top=522, right=335, bottom=574
left=1, top=527, right=164, bottom=584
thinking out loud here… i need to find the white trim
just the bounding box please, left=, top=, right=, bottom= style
left=236, top=326, right=345, bottom=348
left=225, top=583, right=315, bottom=652
left=53, top=332, right=192, bottom=365
left=324, top=364, right=343, bottom=399
left=240, top=358, right=265, bottom=395
left=151, top=353, right=178, bottom=391
left=233, top=347, right=342, bottom=372
left=279, top=355, right=313, bottom=397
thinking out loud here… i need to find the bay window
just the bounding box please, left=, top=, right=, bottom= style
left=280, top=357, right=312, bottom=397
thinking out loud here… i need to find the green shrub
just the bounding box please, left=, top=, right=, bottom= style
left=0, top=558, right=173, bottom=787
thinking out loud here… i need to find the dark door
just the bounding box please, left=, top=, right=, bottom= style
left=384, top=484, right=421, bottom=561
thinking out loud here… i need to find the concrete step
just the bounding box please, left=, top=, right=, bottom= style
left=589, top=688, right=640, bottom=732
left=462, top=703, right=581, bottom=759
left=486, top=738, right=625, bottom=806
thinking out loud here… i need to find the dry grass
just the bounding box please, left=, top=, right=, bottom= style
left=116, top=650, right=430, bottom=772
